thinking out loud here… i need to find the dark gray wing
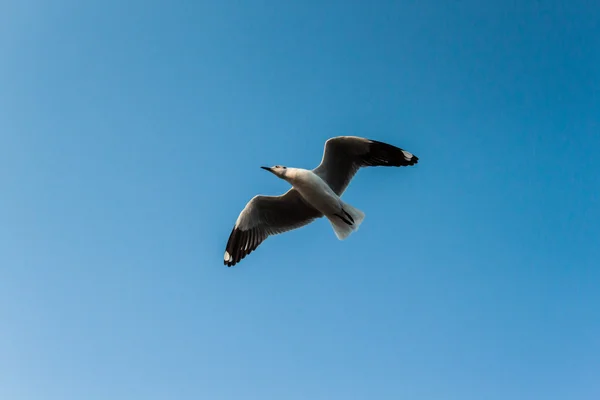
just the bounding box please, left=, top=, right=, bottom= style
left=312, top=136, right=419, bottom=195
left=224, top=189, right=323, bottom=267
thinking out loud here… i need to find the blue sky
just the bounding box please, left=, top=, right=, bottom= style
left=1, top=1, right=599, bottom=399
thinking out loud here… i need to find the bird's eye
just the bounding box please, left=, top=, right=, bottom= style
left=283, top=166, right=287, bottom=169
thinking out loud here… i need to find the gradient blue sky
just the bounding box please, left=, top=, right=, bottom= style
left=2, top=1, right=599, bottom=399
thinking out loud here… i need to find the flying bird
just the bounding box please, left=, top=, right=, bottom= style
left=224, top=136, right=419, bottom=267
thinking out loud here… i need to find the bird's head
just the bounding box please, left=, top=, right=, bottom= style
left=261, top=165, right=290, bottom=180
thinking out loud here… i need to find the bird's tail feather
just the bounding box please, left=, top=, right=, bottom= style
left=327, top=201, right=365, bottom=240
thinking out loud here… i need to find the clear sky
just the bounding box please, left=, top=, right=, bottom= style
left=1, top=1, right=599, bottom=399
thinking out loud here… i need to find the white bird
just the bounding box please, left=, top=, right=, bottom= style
left=224, top=136, right=419, bottom=267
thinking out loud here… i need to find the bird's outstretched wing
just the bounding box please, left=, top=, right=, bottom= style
left=312, top=136, right=418, bottom=195
left=224, top=189, right=323, bottom=267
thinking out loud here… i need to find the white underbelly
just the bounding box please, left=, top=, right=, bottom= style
left=292, top=172, right=342, bottom=215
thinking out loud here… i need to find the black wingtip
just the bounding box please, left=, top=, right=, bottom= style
left=223, top=227, right=243, bottom=267
left=223, top=226, right=264, bottom=267
left=367, top=139, right=419, bottom=167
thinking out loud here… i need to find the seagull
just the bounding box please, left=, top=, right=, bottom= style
left=223, top=136, right=419, bottom=267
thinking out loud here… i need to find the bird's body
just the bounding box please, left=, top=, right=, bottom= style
left=276, top=167, right=366, bottom=240
left=285, top=168, right=342, bottom=215
left=223, top=136, right=419, bottom=267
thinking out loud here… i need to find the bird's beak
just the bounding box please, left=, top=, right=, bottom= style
left=260, top=166, right=272, bottom=172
